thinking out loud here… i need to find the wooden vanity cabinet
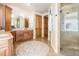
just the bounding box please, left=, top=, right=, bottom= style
left=11, top=30, right=33, bottom=42
left=16, top=30, right=24, bottom=42
left=24, top=30, right=33, bottom=40
left=0, top=46, right=8, bottom=56
left=0, top=39, right=14, bottom=56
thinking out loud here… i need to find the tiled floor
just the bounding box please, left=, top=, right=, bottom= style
left=15, top=37, right=55, bottom=56
left=60, top=39, right=79, bottom=56
left=60, top=48, right=79, bottom=56
left=60, top=32, right=79, bottom=56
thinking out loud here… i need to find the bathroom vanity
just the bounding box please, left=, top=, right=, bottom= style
left=11, top=28, right=33, bottom=42
left=0, top=32, right=14, bottom=56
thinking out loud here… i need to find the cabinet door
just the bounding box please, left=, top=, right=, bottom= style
left=0, top=47, right=9, bottom=56
left=16, top=31, right=24, bottom=42
left=5, top=6, right=12, bottom=31
left=8, top=39, right=14, bottom=56
left=0, top=4, right=5, bottom=29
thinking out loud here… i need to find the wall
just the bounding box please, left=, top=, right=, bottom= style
left=6, top=3, right=52, bottom=40
left=50, top=3, right=60, bottom=54
left=6, top=4, right=35, bottom=29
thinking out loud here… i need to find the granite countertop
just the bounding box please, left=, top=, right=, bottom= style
left=11, top=28, right=33, bottom=31
left=0, top=32, right=13, bottom=40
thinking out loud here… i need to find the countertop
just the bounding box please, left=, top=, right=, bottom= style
left=0, top=32, right=13, bottom=40
left=0, top=28, right=33, bottom=40
left=11, top=28, right=33, bottom=31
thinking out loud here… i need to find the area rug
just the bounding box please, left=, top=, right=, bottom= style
left=16, top=41, right=49, bottom=56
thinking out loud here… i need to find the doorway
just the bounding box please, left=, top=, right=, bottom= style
left=36, top=15, right=42, bottom=38
left=44, top=15, right=48, bottom=39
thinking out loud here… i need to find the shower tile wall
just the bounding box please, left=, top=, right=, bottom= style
left=60, top=4, right=79, bottom=55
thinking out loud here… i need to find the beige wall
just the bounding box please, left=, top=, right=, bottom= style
left=51, top=3, right=60, bottom=54
left=6, top=4, right=35, bottom=29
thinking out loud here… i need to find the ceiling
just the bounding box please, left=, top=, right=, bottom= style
left=30, top=3, right=51, bottom=13
left=6, top=3, right=51, bottom=14
left=61, top=3, right=79, bottom=7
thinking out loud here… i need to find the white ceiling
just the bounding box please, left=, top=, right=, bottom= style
left=6, top=3, right=51, bottom=14
left=30, top=3, right=51, bottom=13
left=61, top=3, right=79, bottom=7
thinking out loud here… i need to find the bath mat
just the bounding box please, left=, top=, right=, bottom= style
left=16, top=41, right=49, bottom=56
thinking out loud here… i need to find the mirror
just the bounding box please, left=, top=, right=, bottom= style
left=11, top=11, right=29, bottom=30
